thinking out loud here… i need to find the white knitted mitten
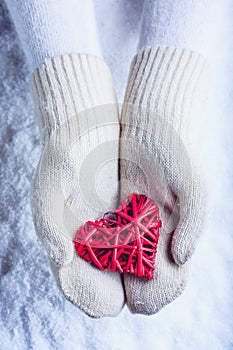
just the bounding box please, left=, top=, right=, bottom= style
left=30, top=53, right=125, bottom=318
left=120, top=46, right=208, bottom=314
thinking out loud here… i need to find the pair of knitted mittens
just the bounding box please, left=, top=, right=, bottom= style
left=30, top=46, right=207, bottom=317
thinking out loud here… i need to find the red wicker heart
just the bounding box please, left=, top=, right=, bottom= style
left=73, top=194, right=162, bottom=280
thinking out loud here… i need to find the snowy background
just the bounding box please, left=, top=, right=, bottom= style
left=1, top=0, right=233, bottom=349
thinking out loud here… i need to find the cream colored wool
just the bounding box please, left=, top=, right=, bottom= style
left=30, top=53, right=125, bottom=318
left=120, top=46, right=208, bottom=314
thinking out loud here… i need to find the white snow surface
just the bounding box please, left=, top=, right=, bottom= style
left=1, top=1, right=233, bottom=349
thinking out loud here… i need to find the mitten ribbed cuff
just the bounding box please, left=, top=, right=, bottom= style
left=124, top=46, right=208, bottom=134
left=30, top=54, right=117, bottom=137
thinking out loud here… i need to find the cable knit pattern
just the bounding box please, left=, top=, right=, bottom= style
left=120, top=46, right=208, bottom=315
left=30, top=53, right=125, bottom=318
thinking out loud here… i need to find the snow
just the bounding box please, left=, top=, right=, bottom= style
left=0, top=0, right=233, bottom=349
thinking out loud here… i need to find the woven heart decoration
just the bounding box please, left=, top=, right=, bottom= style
left=73, top=194, right=162, bottom=280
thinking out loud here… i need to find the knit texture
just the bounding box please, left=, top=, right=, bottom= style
left=5, top=0, right=102, bottom=71
left=30, top=53, right=124, bottom=318
left=120, top=46, right=208, bottom=314
left=138, top=0, right=213, bottom=57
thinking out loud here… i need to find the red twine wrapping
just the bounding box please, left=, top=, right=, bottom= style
left=73, top=194, right=162, bottom=280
